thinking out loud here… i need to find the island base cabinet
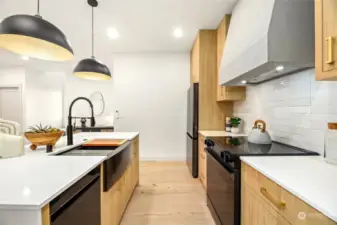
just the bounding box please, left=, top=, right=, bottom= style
left=101, top=136, right=139, bottom=225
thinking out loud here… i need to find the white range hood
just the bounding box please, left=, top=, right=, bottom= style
left=219, top=0, right=315, bottom=85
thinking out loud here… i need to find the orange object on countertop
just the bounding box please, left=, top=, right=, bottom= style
left=83, top=139, right=127, bottom=147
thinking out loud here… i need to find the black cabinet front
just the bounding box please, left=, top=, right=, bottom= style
left=50, top=166, right=101, bottom=225
left=206, top=151, right=240, bottom=225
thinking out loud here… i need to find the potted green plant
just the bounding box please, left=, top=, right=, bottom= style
left=230, top=117, right=242, bottom=134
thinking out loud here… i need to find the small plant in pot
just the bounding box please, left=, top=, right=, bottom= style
left=230, top=117, right=241, bottom=134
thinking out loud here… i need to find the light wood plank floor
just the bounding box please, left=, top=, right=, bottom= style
left=120, top=162, right=215, bottom=225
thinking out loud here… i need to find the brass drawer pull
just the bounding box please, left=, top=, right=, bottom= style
left=201, top=154, right=205, bottom=159
left=260, top=187, right=286, bottom=210
left=325, top=36, right=334, bottom=64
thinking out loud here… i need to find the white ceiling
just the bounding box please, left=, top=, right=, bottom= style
left=0, top=0, right=237, bottom=71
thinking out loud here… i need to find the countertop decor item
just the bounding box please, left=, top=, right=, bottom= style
left=25, top=124, right=64, bottom=151
left=0, top=0, right=73, bottom=61
left=73, top=0, right=111, bottom=80
left=81, top=117, right=87, bottom=128
left=247, top=120, right=272, bottom=144
left=230, top=117, right=241, bottom=134
left=225, top=117, right=232, bottom=132
left=324, top=123, right=337, bottom=165
left=90, top=91, right=105, bottom=116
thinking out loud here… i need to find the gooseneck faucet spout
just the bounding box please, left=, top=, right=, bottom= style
left=67, top=97, right=96, bottom=145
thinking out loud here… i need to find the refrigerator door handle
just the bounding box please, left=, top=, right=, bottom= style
left=187, top=132, right=196, bottom=139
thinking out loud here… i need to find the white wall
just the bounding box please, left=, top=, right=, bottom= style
left=25, top=70, right=65, bottom=129
left=234, top=69, right=337, bottom=155
left=65, top=53, right=190, bottom=161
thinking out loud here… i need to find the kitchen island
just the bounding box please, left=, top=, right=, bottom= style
left=0, top=132, right=140, bottom=225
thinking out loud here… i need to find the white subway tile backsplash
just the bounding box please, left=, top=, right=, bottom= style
left=234, top=69, right=337, bottom=155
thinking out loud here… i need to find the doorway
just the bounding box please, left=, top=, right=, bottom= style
left=0, top=86, right=23, bottom=131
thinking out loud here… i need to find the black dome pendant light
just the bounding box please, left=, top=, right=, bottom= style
left=73, top=0, right=111, bottom=81
left=0, top=0, right=73, bottom=61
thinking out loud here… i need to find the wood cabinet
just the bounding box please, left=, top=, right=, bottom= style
left=242, top=162, right=337, bottom=225
left=41, top=137, right=139, bottom=225
left=101, top=136, right=139, bottom=225
left=190, top=35, right=200, bottom=84
left=42, top=205, right=51, bottom=225
left=315, top=0, right=337, bottom=80
left=216, top=15, right=245, bottom=101
left=198, top=134, right=207, bottom=189
left=242, top=184, right=290, bottom=225
left=190, top=30, right=232, bottom=130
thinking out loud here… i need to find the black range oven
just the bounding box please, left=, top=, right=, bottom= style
left=205, top=137, right=319, bottom=225
left=206, top=146, right=241, bottom=225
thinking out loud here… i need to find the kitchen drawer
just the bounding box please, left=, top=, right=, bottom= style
left=242, top=162, right=336, bottom=225
left=199, top=146, right=206, bottom=159
left=198, top=134, right=206, bottom=159
left=131, top=137, right=139, bottom=155
left=242, top=162, right=283, bottom=206
left=199, top=169, right=207, bottom=189
left=199, top=152, right=207, bottom=189
left=242, top=183, right=290, bottom=225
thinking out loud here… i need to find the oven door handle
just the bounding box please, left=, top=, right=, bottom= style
left=207, top=148, right=237, bottom=174
left=222, top=160, right=236, bottom=173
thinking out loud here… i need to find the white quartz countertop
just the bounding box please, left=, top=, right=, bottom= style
left=24, top=132, right=139, bottom=156
left=240, top=156, right=337, bottom=222
left=0, top=132, right=139, bottom=210
left=199, top=130, right=246, bottom=137
left=0, top=156, right=105, bottom=210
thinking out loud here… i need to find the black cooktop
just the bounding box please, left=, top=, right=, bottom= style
left=206, top=137, right=319, bottom=158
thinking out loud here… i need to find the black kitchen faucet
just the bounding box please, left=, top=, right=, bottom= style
left=67, top=97, right=95, bottom=145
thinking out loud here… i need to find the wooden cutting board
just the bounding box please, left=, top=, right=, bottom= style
left=83, top=139, right=127, bottom=147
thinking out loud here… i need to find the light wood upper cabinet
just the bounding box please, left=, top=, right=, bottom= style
left=190, top=35, right=200, bottom=84
left=216, top=15, right=245, bottom=101
left=315, top=0, right=337, bottom=80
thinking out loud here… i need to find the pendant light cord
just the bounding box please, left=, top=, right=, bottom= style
left=91, top=6, right=95, bottom=58
left=36, top=0, right=41, bottom=17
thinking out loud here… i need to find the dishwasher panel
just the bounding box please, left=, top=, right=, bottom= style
left=50, top=166, right=101, bottom=225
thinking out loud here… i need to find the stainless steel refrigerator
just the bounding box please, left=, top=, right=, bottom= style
left=186, top=83, right=199, bottom=178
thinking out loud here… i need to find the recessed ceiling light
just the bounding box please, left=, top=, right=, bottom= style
left=106, top=27, right=120, bottom=39
left=241, top=80, right=247, bottom=84
left=276, top=65, right=284, bottom=72
left=21, top=56, right=30, bottom=61
left=173, top=28, right=183, bottom=38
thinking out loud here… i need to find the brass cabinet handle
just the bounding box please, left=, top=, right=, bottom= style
left=260, top=187, right=286, bottom=210
left=201, top=154, right=205, bottom=159
left=325, top=36, right=334, bottom=64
